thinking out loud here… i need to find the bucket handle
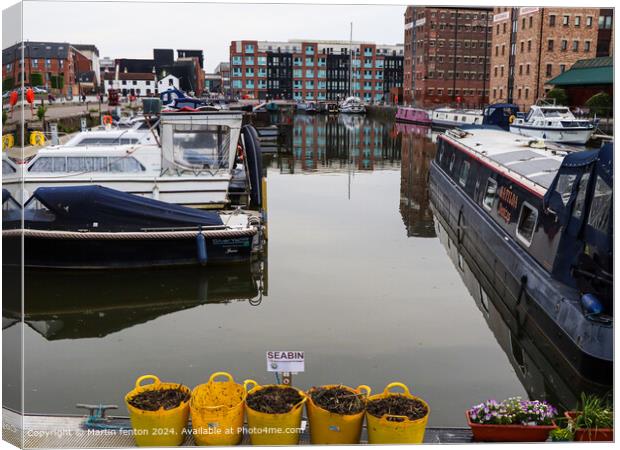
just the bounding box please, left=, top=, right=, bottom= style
left=383, top=382, right=410, bottom=396
left=244, top=379, right=259, bottom=392
left=208, top=371, right=235, bottom=384
left=356, top=385, right=372, bottom=397
left=135, top=374, right=160, bottom=389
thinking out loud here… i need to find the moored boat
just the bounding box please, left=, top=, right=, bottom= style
left=429, top=127, right=613, bottom=386
left=3, top=108, right=264, bottom=210
left=396, top=106, right=432, bottom=125
left=431, top=107, right=484, bottom=128
left=509, top=102, right=596, bottom=145
left=339, top=96, right=366, bottom=114
left=2, top=185, right=262, bottom=269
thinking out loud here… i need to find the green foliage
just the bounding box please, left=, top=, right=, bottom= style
left=2, top=77, right=14, bottom=91
left=585, top=92, right=612, bottom=117
left=50, top=74, right=64, bottom=90
left=36, top=105, right=46, bottom=121
left=574, top=393, right=613, bottom=430
left=29, top=72, right=43, bottom=86
left=550, top=425, right=574, bottom=442
left=546, top=88, right=568, bottom=106
left=2, top=109, right=7, bottom=124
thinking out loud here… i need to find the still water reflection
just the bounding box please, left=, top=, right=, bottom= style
left=6, top=113, right=596, bottom=426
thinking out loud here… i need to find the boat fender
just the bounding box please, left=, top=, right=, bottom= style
left=581, top=293, right=603, bottom=316
left=509, top=115, right=516, bottom=124
left=196, top=231, right=208, bottom=266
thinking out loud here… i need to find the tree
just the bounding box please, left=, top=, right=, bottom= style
left=546, top=88, right=568, bottom=105
left=585, top=92, right=612, bottom=117
left=30, top=72, right=43, bottom=87
left=2, top=77, right=14, bottom=91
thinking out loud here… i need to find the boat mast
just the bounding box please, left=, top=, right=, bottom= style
left=349, top=22, right=353, bottom=98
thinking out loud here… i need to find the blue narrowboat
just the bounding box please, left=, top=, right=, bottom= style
left=429, top=128, right=612, bottom=386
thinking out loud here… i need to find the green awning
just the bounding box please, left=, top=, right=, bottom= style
left=548, top=58, right=613, bottom=86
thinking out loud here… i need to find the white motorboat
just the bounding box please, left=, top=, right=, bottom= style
left=510, top=103, right=595, bottom=145
left=2, top=110, right=264, bottom=209
left=339, top=96, right=366, bottom=114
left=431, top=107, right=483, bottom=127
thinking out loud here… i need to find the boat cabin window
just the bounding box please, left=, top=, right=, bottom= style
left=2, top=160, right=15, bottom=174
left=587, top=175, right=612, bottom=233
left=29, top=156, right=145, bottom=173
left=458, top=160, right=470, bottom=187
left=516, top=202, right=538, bottom=246
left=75, top=137, right=140, bottom=146
left=172, top=125, right=230, bottom=170
left=449, top=153, right=456, bottom=172
left=483, top=178, right=497, bottom=211
left=571, top=172, right=590, bottom=220
left=554, top=173, right=577, bottom=206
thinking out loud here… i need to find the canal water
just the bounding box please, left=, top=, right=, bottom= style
left=6, top=113, right=592, bottom=426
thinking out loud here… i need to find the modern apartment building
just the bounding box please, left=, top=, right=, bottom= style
left=403, top=6, right=494, bottom=107
left=489, top=7, right=613, bottom=108
left=229, top=39, right=404, bottom=102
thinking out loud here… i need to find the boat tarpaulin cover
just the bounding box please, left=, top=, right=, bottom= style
left=29, top=185, right=223, bottom=231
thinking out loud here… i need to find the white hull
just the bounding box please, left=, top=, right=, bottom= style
left=3, top=174, right=233, bottom=207
left=509, top=125, right=594, bottom=145
left=340, top=106, right=365, bottom=114
left=431, top=109, right=483, bottom=127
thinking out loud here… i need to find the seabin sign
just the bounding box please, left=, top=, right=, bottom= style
left=266, top=351, right=305, bottom=373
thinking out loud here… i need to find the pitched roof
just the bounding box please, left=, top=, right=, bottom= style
left=548, top=57, right=613, bottom=86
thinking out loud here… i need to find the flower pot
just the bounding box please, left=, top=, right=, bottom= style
left=565, top=411, right=613, bottom=441
left=466, top=411, right=557, bottom=442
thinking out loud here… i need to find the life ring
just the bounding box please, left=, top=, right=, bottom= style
left=29, top=131, right=46, bottom=146
left=508, top=115, right=516, bottom=124
left=2, top=134, right=15, bottom=150
left=102, top=115, right=113, bottom=126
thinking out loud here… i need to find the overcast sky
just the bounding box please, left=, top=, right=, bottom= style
left=16, top=0, right=406, bottom=72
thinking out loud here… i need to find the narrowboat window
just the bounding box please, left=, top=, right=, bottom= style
left=571, top=172, right=590, bottom=220
left=449, top=153, right=456, bottom=172
left=483, top=178, right=497, bottom=210
left=437, top=142, right=444, bottom=163
left=459, top=160, right=470, bottom=187
left=587, top=175, right=612, bottom=232
left=516, top=202, right=538, bottom=246
left=479, top=285, right=489, bottom=313
left=554, top=173, right=577, bottom=206
left=2, top=160, right=16, bottom=174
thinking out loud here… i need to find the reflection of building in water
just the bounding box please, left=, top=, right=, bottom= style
left=275, top=115, right=401, bottom=173
left=433, top=210, right=611, bottom=412
left=399, top=125, right=436, bottom=237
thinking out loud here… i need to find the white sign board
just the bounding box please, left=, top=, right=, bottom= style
left=266, top=351, right=305, bottom=373
left=493, top=11, right=510, bottom=23
left=519, top=7, right=539, bottom=16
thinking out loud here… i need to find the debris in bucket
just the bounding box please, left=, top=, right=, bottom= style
left=246, top=386, right=303, bottom=414
left=310, top=386, right=365, bottom=415
left=367, top=395, right=428, bottom=421
left=128, top=387, right=189, bottom=411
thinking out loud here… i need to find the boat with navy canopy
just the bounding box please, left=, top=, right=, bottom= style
left=2, top=185, right=261, bottom=269
left=429, top=127, right=612, bottom=386
left=509, top=100, right=596, bottom=144
left=2, top=105, right=264, bottom=211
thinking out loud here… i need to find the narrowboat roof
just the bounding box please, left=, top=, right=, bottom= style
left=441, top=128, right=570, bottom=193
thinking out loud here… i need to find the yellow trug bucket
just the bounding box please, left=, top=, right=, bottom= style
left=124, top=374, right=191, bottom=446
left=244, top=381, right=307, bottom=445
left=190, top=372, right=249, bottom=445
left=306, top=384, right=371, bottom=444
left=366, top=382, right=430, bottom=444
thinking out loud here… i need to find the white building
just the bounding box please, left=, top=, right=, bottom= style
left=103, top=72, right=156, bottom=97
left=157, top=74, right=180, bottom=93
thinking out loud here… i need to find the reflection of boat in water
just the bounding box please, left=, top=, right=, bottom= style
left=433, top=217, right=611, bottom=410
left=338, top=113, right=364, bottom=131
left=3, top=261, right=267, bottom=340
left=429, top=127, right=613, bottom=386
left=399, top=126, right=436, bottom=238
left=395, top=122, right=432, bottom=139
